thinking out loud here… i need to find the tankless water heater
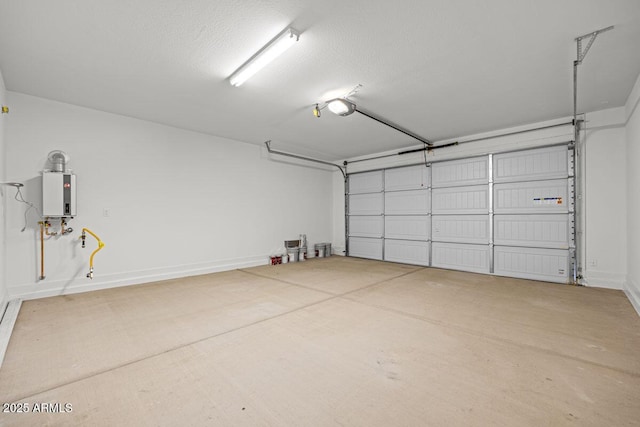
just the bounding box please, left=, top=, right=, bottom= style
left=42, top=171, right=77, bottom=217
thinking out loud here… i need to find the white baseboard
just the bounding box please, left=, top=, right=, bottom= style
left=0, top=299, right=22, bottom=368
left=8, top=255, right=268, bottom=301
left=623, top=278, right=640, bottom=317
left=582, top=270, right=625, bottom=290
left=332, top=245, right=346, bottom=256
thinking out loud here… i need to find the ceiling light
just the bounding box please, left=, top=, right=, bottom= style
left=327, top=98, right=356, bottom=116
left=229, top=27, right=300, bottom=87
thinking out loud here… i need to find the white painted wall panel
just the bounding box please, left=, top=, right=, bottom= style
left=348, top=170, right=383, bottom=194
left=384, top=165, right=430, bottom=191
left=385, top=189, right=430, bottom=215
left=494, top=146, right=568, bottom=183
left=494, top=246, right=569, bottom=283
left=5, top=93, right=334, bottom=299
left=384, top=239, right=430, bottom=266
left=494, top=214, right=570, bottom=249
left=349, top=193, right=384, bottom=215
left=385, top=216, right=430, bottom=241
left=494, top=179, right=569, bottom=214
left=348, top=237, right=383, bottom=260
left=431, top=242, right=490, bottom=274
left=432, top=215, right=490, bottom=244
left=432, top=185, right=489, bottom=214
left=432, top=156, right=488, bottom=187
left=0, top=70, right=6, bottom=309
left=349, top=216, right=384, bottom=238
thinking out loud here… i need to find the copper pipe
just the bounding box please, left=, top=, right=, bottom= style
left=44, top=221, right=58, bottom=236
left=39, top=221, right=45, bottom=280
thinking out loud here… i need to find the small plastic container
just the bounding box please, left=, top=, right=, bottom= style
left=299, top=247, right=307, bottom=261
left=282, top=253, right=289, bottom=264
left=314, top=243, right=325, bottom=258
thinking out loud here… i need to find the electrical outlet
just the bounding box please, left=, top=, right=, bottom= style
left=103, top=208, right=110, bottom=217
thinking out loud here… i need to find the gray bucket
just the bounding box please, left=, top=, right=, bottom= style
left=324, top=243, right=332, bottom=257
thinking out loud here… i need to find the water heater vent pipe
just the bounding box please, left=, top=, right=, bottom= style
left=47, top=150, right=70, bottom=173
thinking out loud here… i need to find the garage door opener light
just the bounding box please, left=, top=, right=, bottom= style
left=320, top=97, right=432, bottom=146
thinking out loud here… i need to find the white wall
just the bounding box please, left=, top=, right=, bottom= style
left=583, top=108, right=627, bottom=289
left=0, top=69, right=7, bottom=311
left=334, top=112, right=629, bottom=290
left=5, top=92, right=333, bottom=300
left=624, top=73, right=640, bottom=315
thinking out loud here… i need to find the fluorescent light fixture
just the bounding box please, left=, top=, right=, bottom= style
left=229, top=27, right=300, bottom=87
left=327, top=98, right=356, bottom=116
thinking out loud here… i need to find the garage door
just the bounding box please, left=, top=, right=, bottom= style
left=431, top=156, right=491, bottom=274
left=492, top=146, right=573, bottom=283
left=383, top=165, right=430, bottom=266
left=347, top=170, right=384, bottom=260
left=346, top=144, right=575, bottom=284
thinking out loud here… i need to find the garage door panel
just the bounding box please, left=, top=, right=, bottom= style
left=385, top=216, right=430, bottom=240
left=385, top=189, right=430, bottom=215
left=348, top=237, right=383, bottom=260
left=349, top=171, right=383, bottom=194
left=494, top=214, right=570, bottom=249
left=432, top=215, right=490, bottom=244
left=494, top=146, right=568, bottom=183
left=431, top=242, right=490, bottom=274
left=349, top=193, right=384, bottom=215
left=385, top=165, right=429, bottom=191
left=432, top=157, right=489, bottom=187
left=494, top=179, right=568, bottom=214
left=349, top=216, right=384, bottom=238
left=432, top=185, right=489, bottom=214
left=346, top=145, right=575, bottom=284
left=494, top=246, right=569, bottom=283
left=384, top=239, right=430, bottom=266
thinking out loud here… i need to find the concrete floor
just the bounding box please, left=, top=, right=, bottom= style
left=0, top=257, right=639, bottom=426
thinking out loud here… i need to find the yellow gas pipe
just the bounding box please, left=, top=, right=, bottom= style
left=80, top=228, right=105, bottom=279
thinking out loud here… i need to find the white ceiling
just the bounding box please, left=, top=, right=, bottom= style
left=1, top=0, right=639, bottom=161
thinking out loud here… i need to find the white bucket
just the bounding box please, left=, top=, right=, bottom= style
left=287, top=247, right=299, bottom=262
left=282, top=253, right=289, bottom=264
left=299, top=247, right=307, bottom=261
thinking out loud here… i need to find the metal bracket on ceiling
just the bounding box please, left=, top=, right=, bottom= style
left=573, top=25, right=614, bottom=130
left=575, top=26, right=614, bottom=65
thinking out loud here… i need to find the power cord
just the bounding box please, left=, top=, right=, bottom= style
left=14, top=186, right=41, bottom=232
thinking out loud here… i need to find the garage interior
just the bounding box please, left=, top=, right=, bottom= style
left=1, top=1, right=639, bottom=425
